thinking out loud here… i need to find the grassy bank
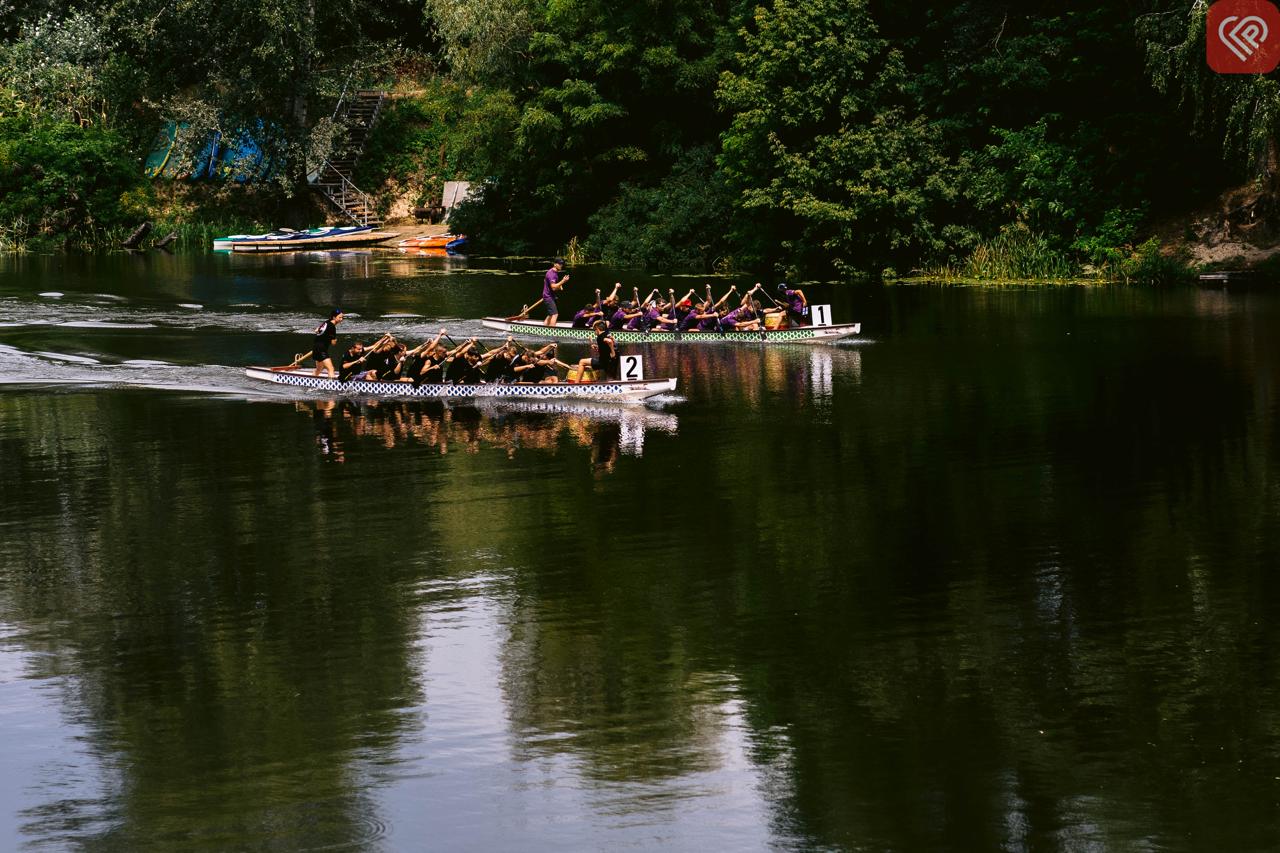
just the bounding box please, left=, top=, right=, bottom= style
left=912, top=225, right=1199, bottom=285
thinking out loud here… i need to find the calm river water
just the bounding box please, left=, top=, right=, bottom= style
left=0, top=251, right=1278, bottom=851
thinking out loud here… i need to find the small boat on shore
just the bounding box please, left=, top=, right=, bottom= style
left=481, top=317, right=862, bottom=345
left=214, top=226, right=395, bottom=252
left=245, top=366, right=675, bottom=403
left=397, top=233, right=468, bottom=251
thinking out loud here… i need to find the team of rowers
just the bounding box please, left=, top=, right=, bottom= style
left=309, top=315, right=620, bottom=385
left=303, top=264, right=812, bottom=384
left=537, top=259, right=811, bottom=332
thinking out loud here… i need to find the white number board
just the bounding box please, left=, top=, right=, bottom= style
left=811, top=304, right=833, bottom=327
left=621, top=354, right=644, bottom=381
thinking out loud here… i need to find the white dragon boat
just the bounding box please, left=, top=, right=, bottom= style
left=480, top=317, right=861, bottom=344
left=245, top=366, right=675, bottom=403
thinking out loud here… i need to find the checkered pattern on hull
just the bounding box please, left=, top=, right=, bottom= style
left=256, top=370, right=653, bottom=401
left=485, top=319, right=859, bottom=344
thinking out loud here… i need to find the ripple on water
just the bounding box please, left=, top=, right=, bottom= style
left=34, top=352, right=100, bottom=364
left=58, top=321, right=157, bottom=329
left=37, top=292, right=63, bottom=298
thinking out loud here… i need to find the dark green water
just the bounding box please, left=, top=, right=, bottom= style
left=1, top=252, right=1278, bottom=851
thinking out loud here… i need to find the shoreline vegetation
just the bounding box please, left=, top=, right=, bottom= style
left=1, top=3, right=1277, bottom=284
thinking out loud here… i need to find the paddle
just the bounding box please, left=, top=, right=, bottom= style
left=505, top=303, right=534, bottom=322
left=338, top=332, right=394, bottom=382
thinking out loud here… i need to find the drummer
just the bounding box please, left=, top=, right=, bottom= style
left=574, top=320, right=620, bottom=381
left=778, top=283, right=809, bottom=326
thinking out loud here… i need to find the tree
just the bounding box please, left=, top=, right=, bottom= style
left=445, top=0, right=732, bottom=254
left=1139, top=0, right=1280, bottom=175
left=717, top=0, right=958, bottom=273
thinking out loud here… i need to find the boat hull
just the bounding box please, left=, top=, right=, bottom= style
left=214, top=227, right=393, bottom=252
left=397, top=233, right=466, bottom=250
left=481, top=317, right=861, bottom=345
left=245, top=367, right=676, bottom=403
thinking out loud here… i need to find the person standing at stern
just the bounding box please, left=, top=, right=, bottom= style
left=312, top=309, right=343, bottom=378
left=542, top=258, right=569, bottom=326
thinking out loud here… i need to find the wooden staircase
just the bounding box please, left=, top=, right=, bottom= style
left=310, top=89, right=387, bottom=227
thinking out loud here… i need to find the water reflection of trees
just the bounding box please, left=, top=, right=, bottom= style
left=487, top=312, right=1280, bottom=850
left=0, top=391, right=429, bottom=849
left=301, top=398, right=678, bottom=475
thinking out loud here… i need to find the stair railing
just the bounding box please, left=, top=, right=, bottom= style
left=332, top=72, right=354, bottom=120
left=321, top=168, right=376, bottom=226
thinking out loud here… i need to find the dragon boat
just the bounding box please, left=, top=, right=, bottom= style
left=245, top=366, right=675, bottom=403
left=480, top=317, right=862, bottom=345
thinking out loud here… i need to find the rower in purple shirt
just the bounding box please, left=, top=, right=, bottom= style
left=627, top=304, right=660, bottom=331
left=721, top=302, right=764, bottom=331
left=571, top=303, right=603, bottom=329
left=697, top=302, right=721, bottom=331
left=541, top=258, right=569, bottom=327
left=778, top=283, right=809, bottom=326
left=719, top=306, right=744, bottom=331
left=610, top=302, right=640, bottom=330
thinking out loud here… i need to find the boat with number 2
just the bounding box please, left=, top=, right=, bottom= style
left=245, top=366, right=675, bottom=403
left=481, top=317, right=861, bottom=344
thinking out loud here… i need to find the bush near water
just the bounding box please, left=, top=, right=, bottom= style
left=0, top=1, right=1269, bottom=279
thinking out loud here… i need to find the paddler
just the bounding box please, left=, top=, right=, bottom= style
left=609, top=301, right=642, bottom=330
left=574, top=320, right=619, bottom=381
left=572, top=302, right=605, bottom=329
left=311, top=308, right=342, bottom=378
left=541, top=258, right=569, bottom=327
left=339, top=341, right=367, bottom=381
left=378, top=341, right=409, bottom=380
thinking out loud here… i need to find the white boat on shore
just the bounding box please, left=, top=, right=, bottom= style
left=213, top=226, right=395, bottom=252
left=245, top=366, right=676, bottom=403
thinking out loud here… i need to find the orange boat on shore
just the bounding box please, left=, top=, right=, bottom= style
left=397, top=233, right=468, bottom=251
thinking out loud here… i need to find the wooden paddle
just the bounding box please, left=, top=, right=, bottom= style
left=338, top=333, right=396, bottom=383
left=505, top=303, right=534, bottom=322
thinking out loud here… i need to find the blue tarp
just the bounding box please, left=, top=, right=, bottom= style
left=144, top=121, right=275, bottom=182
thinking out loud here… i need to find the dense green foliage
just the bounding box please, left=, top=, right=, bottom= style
left=1, top=0, right=1274, bottom=274
left=0, top=113, right=136, bottom=249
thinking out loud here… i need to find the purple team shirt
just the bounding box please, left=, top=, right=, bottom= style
left=543, top=267, right=564, bottom=301
left=626, top=307, right=661, bottom=330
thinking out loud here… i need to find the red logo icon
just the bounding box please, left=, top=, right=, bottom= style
left=1208, top=0, right=1280, bottom=73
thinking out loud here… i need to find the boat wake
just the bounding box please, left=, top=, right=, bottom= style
left=0, top=296, right=490, bottom=340
left=0, top=343, right=289, bottom=399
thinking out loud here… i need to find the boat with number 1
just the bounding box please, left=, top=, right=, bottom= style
left=481, top=316, right=861, bottom=345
